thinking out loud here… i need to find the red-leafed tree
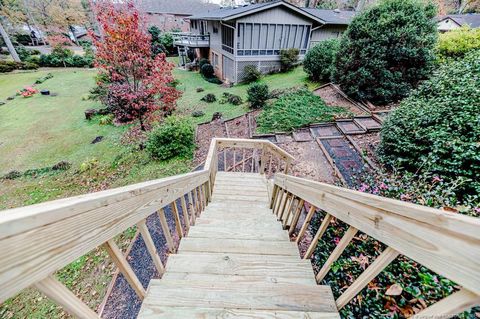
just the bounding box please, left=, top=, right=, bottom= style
left=92, top=0, right=180, bottom=131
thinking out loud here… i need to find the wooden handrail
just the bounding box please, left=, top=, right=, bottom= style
left=0, top=137, right=293, bottom=311
left=273, top=173, right=480, bottom=315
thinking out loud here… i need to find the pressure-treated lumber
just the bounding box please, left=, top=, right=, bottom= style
left=304, top=213, right=333, bottom=259
left=103, top=240, right=146, bottom=300
left=275, top=173, right=480, bottom=295
left=162, top=272, right=316, bottom=285
left=316, top=226, right=358, bottom=282
left=170, top=202, right=184, bottom=238
left=411, top=289, right=480, bottom=319
left=141, top=280, right=337, bottom=313
left=178, top=237, right=299, bottom=256
left=282, top=196, right=296, bottom=228
left=0, top=170, right=207, bottom=303
left=157, top=209, right=175, bottom=252
left=296, top=205, right=316, bottom=244
left=336, top=247, right=400, bottom=309
left=180, top=196, right=190, bottom=232
left=137, top=219, right=165, bottom=276
left=289, top=199, right=305, bottom=235
left=34, top=276, right=100, bottom=319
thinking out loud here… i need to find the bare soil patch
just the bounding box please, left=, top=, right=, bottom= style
left=313, top=85, right=368, bottom=116
left=349, top=132, right=381, bottom=167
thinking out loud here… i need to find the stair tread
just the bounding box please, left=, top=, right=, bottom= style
left=161, top=272, right=317, bottom=285
left=141, top=280, right=337, bottom=313
left=165, top=252, right=313, bottom=278
left=138, top=306, right=340, bottom=319
left=178, top=237, right=299, bottom=256
left=188, top=225, right=289, bottom=241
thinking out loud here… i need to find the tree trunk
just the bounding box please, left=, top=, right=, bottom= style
left=139, top=116, right=146, bottom=131
left=0, top=18, right=21, bottom=62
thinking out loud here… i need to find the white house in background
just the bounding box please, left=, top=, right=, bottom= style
left=437, top=14, right=480, bottom=32
left=174, top=0, right=354, bottom=83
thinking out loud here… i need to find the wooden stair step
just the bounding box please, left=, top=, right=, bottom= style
left=199, top=211, right=274, bottom=221
left=161, top=272, right=316, bottom=286
left=211, top=194, right=269, bottom=202
left=140, top=280, right=337, bottom=313
left=165, top=253, right=313, bottom=278
left=187, top=224, right=289, bottom=241
left=195, top=218, right=282, bottom=230
left=138, top=306, right=340, bottom=319
left=188, top=224, right=290, bottom=241
left=178, top=237, right=299, bottom=256
left=212, top=188, right=269, bottom=196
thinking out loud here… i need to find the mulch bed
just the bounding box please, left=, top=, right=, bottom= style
left=313, top=85, right=368, bottom=116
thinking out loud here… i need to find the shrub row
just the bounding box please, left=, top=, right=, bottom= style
left=0, top=60, right=38, bottom=73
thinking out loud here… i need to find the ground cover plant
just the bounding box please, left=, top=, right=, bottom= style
left=333, top=0, right=438, bottom=104
left=308, top=168, right=479, bottom=318
left=437, top=27, right=480, bottom=59
left=256, top=89, right=351, bottom=133
left=379, top=49, right=480, bottom=196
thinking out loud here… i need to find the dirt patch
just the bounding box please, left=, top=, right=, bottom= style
left=225, top=114, right=249, bottom=138
left=349, top=132, right=381, bottom=167
left=278, top=140, right=337, bottom=184
left=313, top=85, right=368, bottom=116
left=194, top=119, right=227, bottom=167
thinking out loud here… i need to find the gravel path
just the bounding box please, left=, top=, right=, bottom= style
left=101, top=196, right=191, bottom=319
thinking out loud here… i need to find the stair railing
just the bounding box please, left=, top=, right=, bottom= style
left=272, top=173, right=480, bottom=317
left=0, top=137, right=290, bottom=318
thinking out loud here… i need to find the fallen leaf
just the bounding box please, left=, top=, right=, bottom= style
left=385, top=283, right=403, bottom=296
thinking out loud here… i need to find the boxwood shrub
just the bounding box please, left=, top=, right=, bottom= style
left=379, top=50, right=480, bottom=195
left=303, top=38, right=340, bottom=82
left=146, top=116, right=195, bottom=160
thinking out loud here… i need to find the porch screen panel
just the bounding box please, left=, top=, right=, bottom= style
left=222, top=24, right=234, bottom=54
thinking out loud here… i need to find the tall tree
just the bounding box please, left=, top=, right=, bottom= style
left=92, top=0, right=181, bottom=131
left=333, top=0, right=438, bottom=104
left=0, top=17, right=20, bottom=61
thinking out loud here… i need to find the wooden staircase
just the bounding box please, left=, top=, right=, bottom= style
left=138, top=172, right=339, bottom=318
left=1, top=138, right=479, bottom=319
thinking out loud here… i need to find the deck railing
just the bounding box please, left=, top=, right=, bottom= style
left=0, top=137, right=479, bottom=318
left=172, top=32, right=210, bottom=47
left=0, top=138, right=291, bottom=318
left=272, top=173, right=480, bottom=317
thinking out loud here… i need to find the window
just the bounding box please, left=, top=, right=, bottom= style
left=212, top=52, right=219, bottom=68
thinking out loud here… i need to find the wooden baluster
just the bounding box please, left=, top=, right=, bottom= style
left=233, top=147, right=236, bottom=172
left=137, top=219, right=165, bottom=276
left=223, top=148, right=227, bottom=172
left=158, top=208, right=175, bottom=252
left=272, top=187, right=282, bottom=214
left=336, top=247, right=399, bottom=309
left=103, top=240, right=146, bottom=299
left=279, top=193, right=293, bottom=222
left=282, top=196, right=296, bottom=228
left=199, top=184, right=206, bottom=211
left=193, top=187, right=200, bottom=216
left=170, top=201, right=184, bottom=238
left=270, top=185, right=278, bottom=209
left=289, top=198, right=305, bottom=236
left=268, top=154, right=273, bottom=175
left=34, top=275, right=100, bottom=319
left=315, top=226, right=358, bottom=282
left=242, top=148, right=246, bottom=172
left=188, top=191, right=196, bottom=225
left=304, top=213, right=332, bottom=259
left=275, top=190, right=288, bottom=218
left=411, top=289, right=480, bottom=319
left=296, top=205, right=316, bottom=244
left=180, top=196, right=190, bottom=232
left=251, top=149, right=256, bottom=173
left=259, top=145, right=267, bottom=174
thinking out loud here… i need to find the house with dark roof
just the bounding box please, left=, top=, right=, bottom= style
left=173, top=0, right=354, bottom=83
left=140, top=0, right=220, bottom=32
left=437, top=14, right=480, bottom=32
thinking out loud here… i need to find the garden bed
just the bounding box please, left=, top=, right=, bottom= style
left=313, top=83, right=369, bottom=116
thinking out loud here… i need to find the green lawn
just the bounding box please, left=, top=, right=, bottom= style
left=172, top=60, right=317, bottom=124
left=0, top=64, right=314, bottom=318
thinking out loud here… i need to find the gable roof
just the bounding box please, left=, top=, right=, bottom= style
left=140, top=0, right=220, bottom=16
left=189, top=0, right=331, bottom=24
left=303, top=8, right=355, bottom=25
left=438, top=14, right=480, bottom=28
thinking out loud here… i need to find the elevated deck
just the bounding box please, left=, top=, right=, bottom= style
left=173, top=33, right=210, bottom=48
left=138, top=172, right=339, bottom=318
